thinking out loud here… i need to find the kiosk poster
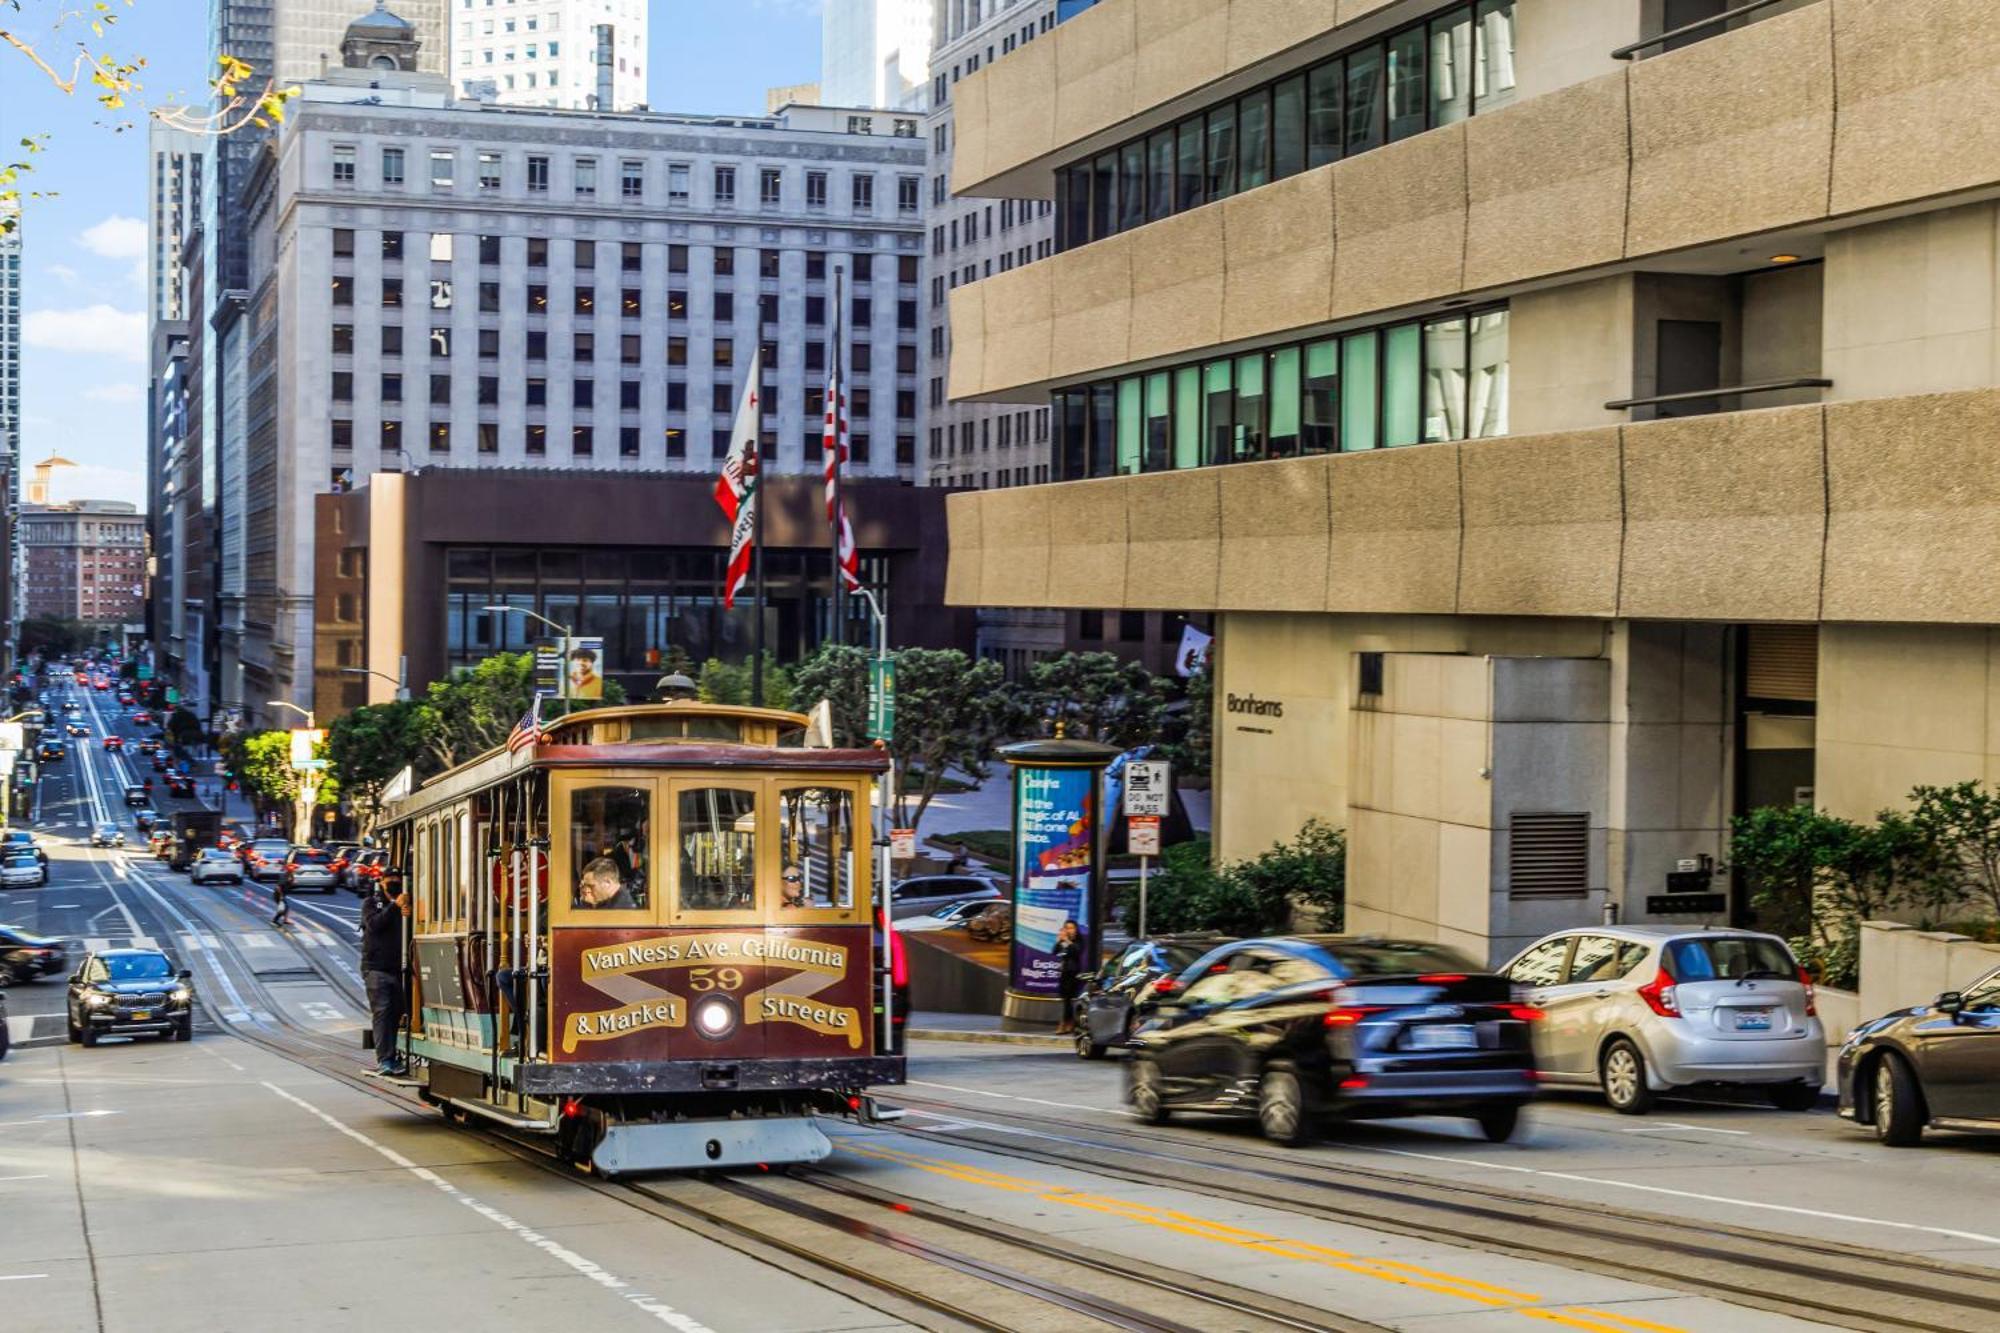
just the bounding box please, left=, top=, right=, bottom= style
left=1010, top=765, right=1096, bottom=996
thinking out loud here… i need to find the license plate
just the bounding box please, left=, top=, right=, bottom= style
left=130, top=1010, right=151, bottom=1021
left=1734, top=1009, right=1772, bottom=1031
left=1407, top=1024, right=1477, bottom=1050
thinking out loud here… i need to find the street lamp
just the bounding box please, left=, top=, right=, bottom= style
left=265, top=699, right=316, bottom=729
left=481, top=604, right=574, bottom=702
left=340, top=657, right=410, bottom=702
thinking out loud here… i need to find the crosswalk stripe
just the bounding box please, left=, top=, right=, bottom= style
left=129, top=935, right=156, bottom=950
left=4, top=1015, right=32, bottom=1044
left=178, top=933, right=206, bottom=952
left=240, top=934, right=277, bottom=949
left=84, top=937, right=108, bottom=953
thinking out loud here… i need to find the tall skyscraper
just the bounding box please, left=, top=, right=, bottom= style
left=1, top=219, right=22, bottom=659
left=450, top=0, right=648, bottom=111
left=822, top=0, right=931, bottom=110
left=146, top=126, right=206, bottom=324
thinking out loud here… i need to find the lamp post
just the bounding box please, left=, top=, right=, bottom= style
left=481, top=605, right=573, bottom=704
left=266, top=699, right=319, bottom=840
left=339, top=656, right=410, bottom=702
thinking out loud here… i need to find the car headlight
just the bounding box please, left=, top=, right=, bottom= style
left=86, top=991, right=111, bottom=1008
left=171, top=985, right=192, bottom=1003
left=692, top=994, right=739, bottom=1041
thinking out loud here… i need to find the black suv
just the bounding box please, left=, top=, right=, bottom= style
left=1075, top=933, right=1234, bottom=1059
left=1129, top=935, right=1539, bottom=1145
left=67, top=947, right=195, bottom=1045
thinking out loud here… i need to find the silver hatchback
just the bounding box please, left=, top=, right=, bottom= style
left=1501, top=926, right=1824, bottom=1114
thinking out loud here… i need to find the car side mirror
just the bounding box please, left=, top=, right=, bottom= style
left=177, top=969, right=193, bottom=981
left=1937, top=991, right=1965, bottom=1017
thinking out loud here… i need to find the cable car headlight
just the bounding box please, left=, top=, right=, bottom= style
left=692, top=994, right=739, bottom=1041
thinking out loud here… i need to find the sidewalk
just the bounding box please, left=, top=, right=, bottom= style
left=908, top=1010, right=1069, bottom=1047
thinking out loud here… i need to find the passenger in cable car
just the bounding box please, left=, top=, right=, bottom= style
left=576, top=856, right=638, bottom=911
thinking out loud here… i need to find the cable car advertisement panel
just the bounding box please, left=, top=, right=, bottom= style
left=550, top=928, right=871, bottom=1062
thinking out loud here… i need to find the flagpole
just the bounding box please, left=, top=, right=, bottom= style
left=830, top=267, right=845, bottom=649
left=752, top=330, right=767, bottom=708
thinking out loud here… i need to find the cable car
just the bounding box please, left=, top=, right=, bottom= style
left=376, top=701, right=907, bottom=1173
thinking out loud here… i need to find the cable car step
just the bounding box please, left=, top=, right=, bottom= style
left=593, top=1117, right=833, bottom=1175
left=440, top=1096, right=557, bottom=1131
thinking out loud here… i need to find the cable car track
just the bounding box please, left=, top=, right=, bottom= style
left=880, top=1087, right=2000, bottom=1333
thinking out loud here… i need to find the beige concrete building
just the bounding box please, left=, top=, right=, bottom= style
left=941, top=0, right=2000, bottom=963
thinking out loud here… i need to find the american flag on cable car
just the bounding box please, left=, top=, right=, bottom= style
left=507, top=693, right=550, bottom=754
left=822, top=361, right=863, bottom=592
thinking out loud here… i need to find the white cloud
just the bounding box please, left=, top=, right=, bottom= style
left=84, top=382, right=145, bottom=404
left=44, top=263, right=81, bottom=285
left=78, top=215, right=147, bottom=261
left=23, top=305, right=146, bottom=363
left=43, top=464, right=148, bottom=512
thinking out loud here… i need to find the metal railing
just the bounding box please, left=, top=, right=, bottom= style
left=1611, top=0, right=1798, bottom=60
left=1604, top=377, right=1833, bottom=412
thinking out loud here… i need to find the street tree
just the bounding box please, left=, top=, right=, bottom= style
left=327, top=699, right=429, bottom=834
left=419, top=651, right=625, bottom=771
left=887, top=648, right=1010, bottom=834
left=1026, top=652, right=1172, bottom=748
left=229, top=728, right=336, bottom=838
left=789, top=643, right=870, bottom=746
left=1909, top=780, right=2000, bottom=921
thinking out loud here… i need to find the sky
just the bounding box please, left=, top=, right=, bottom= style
left=0, top=0, right=827, bottom=513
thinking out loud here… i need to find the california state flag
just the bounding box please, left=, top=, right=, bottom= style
left=715, top=350, right=764, bottom=608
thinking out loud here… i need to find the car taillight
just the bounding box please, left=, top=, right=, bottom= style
left=889, top=918, right=908, bottom=988
left=1797, top=964, right=1817, bottom=1017
left=1502, top=1004, right=1543, bottom=1023
left=1150, top=976, right=1180, bottom=997
left=1637, top=959, right=1680, bottom=1018
left=1324, top=1005, right=1387, bottom=1028
left=1419, top=974, right=1468, bottom=984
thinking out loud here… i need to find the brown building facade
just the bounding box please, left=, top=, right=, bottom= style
left=20, top=500, right=147, bottom=625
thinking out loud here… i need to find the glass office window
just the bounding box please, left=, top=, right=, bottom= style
left=1387, top=27, right=1428, bottom=141
left=1234, top=353, right=1267, bottom=462
left=1269, top=347, right=1301, bottom=457
left=1273, top=76, right=1307, bottom=181
left=1431, top=10, right=1473, bottom=126
left=1384, top=322, right=1423, bottom=446
left=1176, top=118, right=1205, bottom=213
left=1119, top=141, right=1147, bottom=232
left=1091, top=152, right=1117, bottom=239
left=1173, top=367, right=1202, bottom=470
left=1476, top=0, right=1518, bottom=112
left=1059, top=389, right=1088, bottom=479
left=1342, top=332, right=1379, bottom=451
left=1143, top=373, right=1172, bottom=472
left=1147, top=130, right=1176, bottom=222
left=1202, top=360, right=1235, bottom=467
left=1345, top=45, right=1385, bottom=156
left=1117, top=378, right=1144, bottom=474
left=1423, top=316, right=1469, bottom=441
left=1469, top=308, right=1510, bottom=437
left=1205, top=103, right=1238, bottom=204
left=1238, top=89, right=1272, bottom=193
left=1061, top=164, right=1091, bottom=250
left=1306, top=62, right=1343, bottom=169
left=1303, top=340, right=1338, bottom=454
left=1089, top=383, right=1118, bottom=478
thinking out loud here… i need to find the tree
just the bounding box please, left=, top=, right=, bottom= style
left=1159, top=661, right=1212, bottom=781
left=1236, top=819, right=1347, bottom=930
left=327, top=699, right=428, bottom=834
left=17, top=615, right=87, bottom=657
left=1026, top=652, right=1172, bottom=748
left=165, top=706, right=202, bottom=750
left=418, top=651, right=625, bottom=772
left=887, top=648, right=1011, bottom=833
left=789, top=643, right=870, bottom=746
left=1909, top=781, right=2000, bottom=922
left=695, top=654, right=791, bottom=709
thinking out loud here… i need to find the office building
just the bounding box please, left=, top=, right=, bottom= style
left=146, top=125, right=207, bottom=325
left=236, top=9, right=925, bottom=720
left=19, top=500, right=147, bottom=625
left=451, top=0, right=649, bottom=111
left=823, top=0, right=932, bottom=111
left=942, top=0, right=2000, bottom=961
left=1, top=218, right=22, bottom=659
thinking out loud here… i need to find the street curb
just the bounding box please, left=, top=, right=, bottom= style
left=907, top=1027, right=1069, bottom=1048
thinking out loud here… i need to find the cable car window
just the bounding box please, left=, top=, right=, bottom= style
left=571, top=786, right=651, bottom=910
left=678, top=787, right=757, bottom=910
left=778, top=787, right=855, bottom=910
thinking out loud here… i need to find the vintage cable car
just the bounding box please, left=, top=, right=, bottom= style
left=376, top=701, right=907, bottom=1173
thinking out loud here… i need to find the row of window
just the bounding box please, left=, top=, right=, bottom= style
left=330, top=372, right=917, bottom=421
left=331, top=231, right=919, bottom=284
left=1055, top=0, right=1517, bottom=253
left=1052, top=307, right=1509, bottom=481
left=332, top=325, right=921, bottom=375
left=329, top=278, right=922, bottom=332
left=328, top=420, right=918, bottom=468
left=329, top=144, right=919, bottom=213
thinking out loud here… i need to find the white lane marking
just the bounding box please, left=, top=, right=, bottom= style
left=49, top=903, right=79, bottom=909
left=906, top=1079, right=1111, bottom=1116
left=262, top=1083, right=714, bottom=1331
left=0, top=1274, right=48, bottom=1282
left=1618, top=1122, right=1750, bottom=1136
left=0, top=1175, right=50, bottom=1183
left=0, top=1111, right=119, bottom=1129
left=240, top=934, right=277, bottom=949
left=128, top=934, right=155, bottom=949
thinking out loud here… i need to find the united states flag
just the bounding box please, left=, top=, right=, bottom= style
left=507, top=694, right=548, bottom=754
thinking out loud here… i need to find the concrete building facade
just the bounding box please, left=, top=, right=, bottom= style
left=20, top=501, right=147, bottom=625
left=450, top=0, right=648, bottom=111
left=238, top=38, right=925, bottom=722
left=942, top=0, right=2000, bottom=963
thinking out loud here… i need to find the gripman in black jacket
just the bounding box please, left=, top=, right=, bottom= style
left=360, top=872, right=410, bottom=1075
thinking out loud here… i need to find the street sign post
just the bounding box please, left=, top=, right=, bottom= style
left=890, top=828, right=915, bottom=860
left=867, top=657, right=897, bottom=741
left=1122, top=761, right=1171, bottom=937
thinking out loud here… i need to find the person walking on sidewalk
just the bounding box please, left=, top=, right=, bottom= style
left=361, top=868, right=411, bottom=1076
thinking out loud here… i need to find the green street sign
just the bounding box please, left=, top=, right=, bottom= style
left=867, top=657, right=896, bottom=741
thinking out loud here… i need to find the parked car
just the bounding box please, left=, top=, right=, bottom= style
left=66, top=947, right=194, bottom=1045
left=242, top=838, right=293, bottom=883
left=889, top=873, right=1006, bottom=922
left=0, top=851, right=47, bottom=888
left=1501, top=926, right=1824, bottom=1114
left=1129, top=936, right=1539, bottom=1144
left=123, top=784, right=150, bottom=807
left=89, top=822, right=124, bottom=848
left=898, top=899, right=999, bottom=932
left=0, top=925, right=68, bottom=984
left=188, top=847, right=244, bottom=886
left=1075, top=933, right=1235, bottom=1059
left=280, top=847, right=338, bottom=894
left=1837, top=962, right=2000, bottom=1145
left=965, top=902, right=1012, bottom=942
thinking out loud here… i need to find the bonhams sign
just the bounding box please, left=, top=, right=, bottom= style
left=1226, top=693, right=1284, bottom=718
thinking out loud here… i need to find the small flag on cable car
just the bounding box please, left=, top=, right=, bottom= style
left=507, top=693, right=550, bottom=754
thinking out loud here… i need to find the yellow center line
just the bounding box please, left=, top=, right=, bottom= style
left=838, top=1140, right=1698, bottom=1330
